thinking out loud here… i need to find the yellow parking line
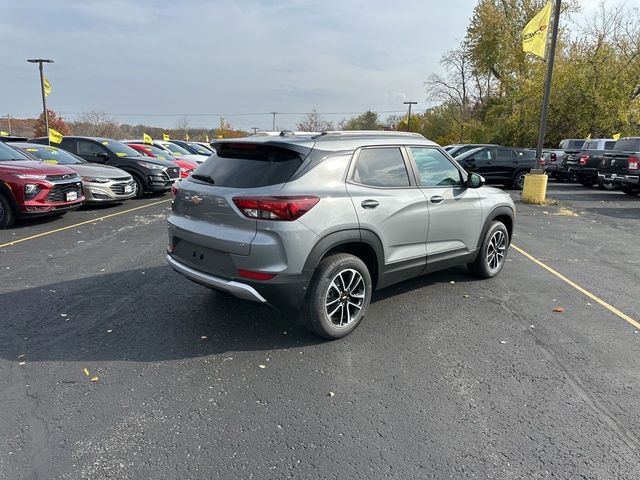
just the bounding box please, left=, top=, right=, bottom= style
left=512, top=244, right=640, bottom=330
left=0, top=199, right=171, bottom=249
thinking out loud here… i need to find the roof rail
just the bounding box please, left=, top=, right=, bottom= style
left=313, top=130, right=425, bottom=139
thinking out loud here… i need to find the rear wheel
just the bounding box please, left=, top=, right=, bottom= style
left=580, top=178, right=596, bottom=187
left=598, top=179, right=617, bottom=190
left=303, top=253, right=372, bottom=339
left=621, top=186, right=640, bottom=196
left=468, top=221, right=509, bottom=279
left=0, top=192, right=16, bottom=229
left=511, top=171, right=527, bottom=190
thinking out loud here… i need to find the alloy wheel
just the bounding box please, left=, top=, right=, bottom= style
left=324, top=268, right=365, bottom=327
left=515, top=173, right=526, bottom=189
left=486, top=230, right=507, bottom=272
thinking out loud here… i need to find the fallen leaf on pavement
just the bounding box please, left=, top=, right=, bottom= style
left=83, top=368, right=90, bottom=376
left=18, top=361, right=26, bottom=366
left=500, top=340, right=507, bottom=344
left=200, top=336, right=207, bottom=339
left=463, top=294, right=470, bottom=298
left=328, top=391, right=335, bottom=397
left=553, top=307, right=565, bottom=313
left=90, top=376, right=99, bottom=382
left=258, top=364, right=266, bottom=369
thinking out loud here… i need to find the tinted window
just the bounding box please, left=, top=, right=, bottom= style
left=604, top=141, right=616, bottom=150
left=410, top=147, right=461, bottom=187
left=497, top=148, right=512, bottom=161
left=614, top=138, right=640, bottom=151
left=193, top=143, right=304, bottom=188
left=584, top=140, right=596, bottom=149
left=353, top=147, right=410, bottom=187
left=473, top=148, right=495, bottom=162
left=98, top=139, right=141, bottom=157
left=567, top=140, right=585, bottom=149
left=78, top=140, right=109, bottom=157
left=187, top=142, right=212, bottom=155
left=164, top=143, right=191, bottom=155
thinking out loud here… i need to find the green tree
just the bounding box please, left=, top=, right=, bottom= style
left=341, top=111, right=383, bottom=130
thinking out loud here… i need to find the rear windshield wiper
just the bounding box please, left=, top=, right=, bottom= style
left=191, top=174, right=215, bottom=185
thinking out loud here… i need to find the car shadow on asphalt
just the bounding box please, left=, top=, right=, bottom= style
left=1, top=264, right=482, bottom=363
left=583, top=207, right=640, bottom=219
left=0, top=266, right=324, bottom=363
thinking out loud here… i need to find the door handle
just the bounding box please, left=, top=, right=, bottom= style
left=430, top=195, right=445, bottom=204
left=361, top=199, right=379, bottom=209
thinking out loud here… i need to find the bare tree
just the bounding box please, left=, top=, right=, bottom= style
left=176, top=116, right=191, bottom=139
left=72, top=110, right=120, bottom=137
left=296, top=109, right=334, bottom=132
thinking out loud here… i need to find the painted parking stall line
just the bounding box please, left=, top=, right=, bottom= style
left=512, top=244, right=640, bottom=331
left=0, top=199, right=172, bottom=249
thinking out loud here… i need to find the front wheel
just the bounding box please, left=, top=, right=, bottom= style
left=468, top=221, right=510, bottom=279
left=132, top=174, right=145, bottom=199
left=580, top=178, right=597, bottom=188
left=303, top=253, right=372, bottom=339
left=0, top=193, right=16, bottom=229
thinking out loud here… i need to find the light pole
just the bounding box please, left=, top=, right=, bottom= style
left=403, top=101, right=417, bottom=131
left=270, top=112, right=277, bottom=131
left=27, top=58, right=54, bottom=140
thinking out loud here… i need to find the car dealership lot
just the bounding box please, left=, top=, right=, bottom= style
left=1, top=183, right=639, bottom=479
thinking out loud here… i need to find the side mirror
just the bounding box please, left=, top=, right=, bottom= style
left=467, top=172, right=485, bottom=188
left=95, top=152, right=110, bottom=161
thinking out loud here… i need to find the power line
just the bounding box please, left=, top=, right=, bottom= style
left=55, top=109, right=429, bottom=118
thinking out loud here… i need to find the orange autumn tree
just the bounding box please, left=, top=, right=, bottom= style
left=33, top=110, right=72, bottom=137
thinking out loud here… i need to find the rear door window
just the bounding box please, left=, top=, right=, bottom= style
left=352, top=147, right=410, bottom=187
left=78, top=140, right=109, bottom=157
left=604, top=141, right=616, bottom=150
left=193, top=143, right=305, bottom=188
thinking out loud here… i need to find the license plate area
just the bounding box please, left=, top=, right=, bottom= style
left=173, top=238, right=236, bottom=277
left=66, top=191, right=78, bottom=201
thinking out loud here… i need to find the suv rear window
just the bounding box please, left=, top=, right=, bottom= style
left=194, top=144, right=304, bottom=188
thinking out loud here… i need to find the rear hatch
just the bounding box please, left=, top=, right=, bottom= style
left=168, top=141, right=312, bottom=262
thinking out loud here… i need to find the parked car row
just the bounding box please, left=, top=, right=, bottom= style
left=544, top=137, right=640, bottom=195
left=0, top=135, right=215, bottom=228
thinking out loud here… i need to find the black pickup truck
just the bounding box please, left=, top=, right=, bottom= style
left=598, top=137, right=640, bottom=196
left=563, top=138, right=616, bottom=187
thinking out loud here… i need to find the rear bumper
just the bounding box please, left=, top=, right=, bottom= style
left=167, top=255, right=267, bottom=302
left=598, top=173, right=640, bottom=185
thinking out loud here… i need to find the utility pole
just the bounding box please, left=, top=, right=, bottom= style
left=403, top=101, right=417, bottom=131
left=534, top=0, right=562, bottom=171
left=270, top=112, right=277, bottom=131
left=219, top=117, right=224, bottom=138
left=251, top=127, right=259, bottom=134
left=6, top=114, right=11, bottom=134
left=27, top=58, right=54, bottom=142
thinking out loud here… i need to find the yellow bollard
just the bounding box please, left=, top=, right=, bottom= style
left=521, top=173, right=548, bottom=205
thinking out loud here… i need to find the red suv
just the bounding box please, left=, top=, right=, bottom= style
left=0, top=140, right=84, bottom=228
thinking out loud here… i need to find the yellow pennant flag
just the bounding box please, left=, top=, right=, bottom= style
left=205, top=134, right=210, bottom=143
left=0, top=130, right=9, bottom=136
left=185, top=133, right=190, bottom=141
left=523, top=1, right=552, bottom=59
left=612, top=133, right=621, bottom=141
left=143, top=132, right=153, bottom=144
left=162, top=133, right=170, bottom=141
left=43, top=77, right=52, bottom=97
left=49, top=128, right=63, bottom=144
left=586, top=133, right=591, bottom=140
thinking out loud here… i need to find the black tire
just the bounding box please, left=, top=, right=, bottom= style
left=0, top=192, right=16, bottom=229
left=303, top=253, right=372, bottom=339
left=511, top=171, right=527, bottom=190
left=580, top=178, right=596, bottom=188
left=598, top=180, right=617, bottom=190
left=621, top=186, right=640, bottom=196
left=132, top=174, right=145, bottom=199
left=468, top=221, right=510, bottom=279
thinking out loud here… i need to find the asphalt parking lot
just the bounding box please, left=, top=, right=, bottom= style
left=1, top=182, right=639, bottom=479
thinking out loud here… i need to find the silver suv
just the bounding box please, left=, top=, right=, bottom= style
left=167, top=131, right=516, bottom=338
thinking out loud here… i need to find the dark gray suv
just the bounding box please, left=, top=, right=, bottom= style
left=167, top=131, right=516, bottom=338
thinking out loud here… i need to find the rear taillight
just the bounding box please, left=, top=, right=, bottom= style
left=579, top=155, right=590, bottom=166
left=629, top=156, right=639, bottom=171
left=238, top=269, right=276, bottom=281
left=232, top=196, right=320, bottom=221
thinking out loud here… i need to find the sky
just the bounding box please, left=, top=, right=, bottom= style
left=0, top=0, right=603, bottom=131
